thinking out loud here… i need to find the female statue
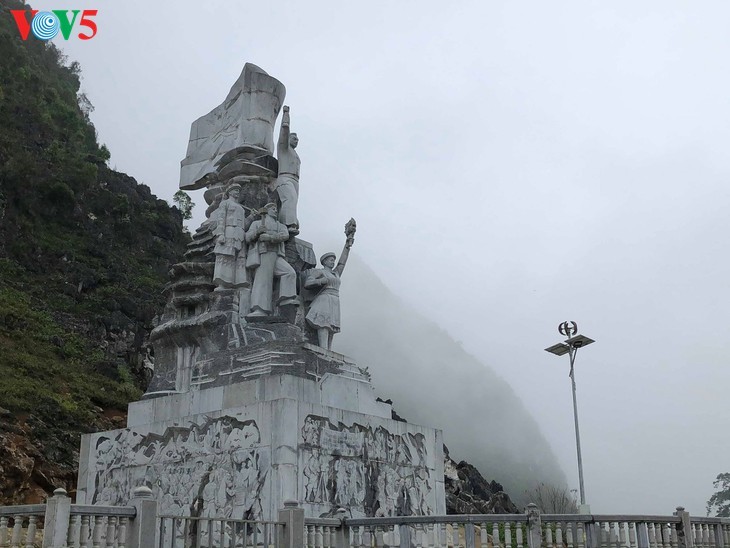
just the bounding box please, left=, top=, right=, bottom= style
left=305, top=219, right=356, bottom=349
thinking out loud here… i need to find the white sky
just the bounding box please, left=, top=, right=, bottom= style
left=51, top=0, right=730, bottom=515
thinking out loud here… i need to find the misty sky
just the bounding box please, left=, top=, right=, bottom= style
left=49, top=0, right=730, bottom=515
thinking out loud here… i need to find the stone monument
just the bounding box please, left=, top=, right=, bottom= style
left=77, top=64, right=446, bottom=522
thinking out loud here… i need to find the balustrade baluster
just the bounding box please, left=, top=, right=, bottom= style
left=661, top=523, right=669, bottom=548
left=80, top=515, right=91, bottom=548
left=666, top=523, right=675, bottom=548
left=546, top=522, right=554, bottom=548
left=493, top=523, right=501, bottom=548
left=23, top=516, right=37, bottom=548
left=648, top=523, right=657, bottom=548
left=566, top=523, right=574, bottom=548
left=616, top=522, right=626, bottom=548
left=695, top=524, right=704, bottom=548
left=556, top=522, right=564, bottom=548
left=692, top=524, right=701, bottom=548
left=92, top=516, right=104, bottom=548
left=516, top=523, right=524, bottom=548
left=0, top=516, right=8, bottom=548
left=611, top=522, right=620, bottom=548
left=426, top=523, right=437, bottom=548
left=10, top=515, right=22, bottom=548
left=314, top=525, right=323, bottom=548
left=704, top=524, right=712, bottom=548
left=575, top=521, right=585, bottom=548
left=629, top=522, right=638, bottom=548
left=116, top=517, right=127, bottom=548
left=711, top=524, right=719, bottom=548
left=68, top=515, right=81, bottom=547
left=105, top=516, right=117, bottom=548
left=598, top=521, right=608, bottom=547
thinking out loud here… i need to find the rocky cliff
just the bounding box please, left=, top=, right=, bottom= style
left=0, top=0, right=189, bottom=503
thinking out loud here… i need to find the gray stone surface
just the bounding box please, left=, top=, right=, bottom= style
left=180, top=63, right=285, bottom=191
left=78, top=377, right=445, bottom=520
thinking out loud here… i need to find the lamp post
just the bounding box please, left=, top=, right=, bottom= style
left=545, top=321, right=595, bottom=510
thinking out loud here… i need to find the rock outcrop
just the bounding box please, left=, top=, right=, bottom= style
left=444, top=446, right=520, bottom=514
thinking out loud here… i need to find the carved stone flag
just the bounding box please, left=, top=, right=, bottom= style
left=180, top=63, right=286, bottom=190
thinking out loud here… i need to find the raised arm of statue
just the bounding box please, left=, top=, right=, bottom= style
left=335, top=218, right=356, bottom=277
left=278, top=105, right=290, bottom=150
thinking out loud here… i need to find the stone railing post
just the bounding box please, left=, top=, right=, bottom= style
left=526, top=503, right=542, bottom=548
left=675, top=506, right=693, bottom=548
left=127, top=486, right=158, bottom=548
left=42, top=488, right=71, bottom=548
left=333, top=508, right=350, bottom=548
left=278, top=500, right=304, bottom=548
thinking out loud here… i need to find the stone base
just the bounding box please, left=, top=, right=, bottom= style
left=77, top=373, right=445, bottom=521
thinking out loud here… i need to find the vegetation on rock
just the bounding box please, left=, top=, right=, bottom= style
left=0, top=0, right=189, bottom=503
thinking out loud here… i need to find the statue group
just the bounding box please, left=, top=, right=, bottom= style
left=178, top=64, right=356, bottom=350
left=77, top=64, right=446, bottom=523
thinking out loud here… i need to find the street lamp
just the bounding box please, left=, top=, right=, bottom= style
left=545, top=321, right=595, bottom=511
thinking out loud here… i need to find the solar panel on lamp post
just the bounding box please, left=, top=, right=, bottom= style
left=545, top=321, right=595, bottom=511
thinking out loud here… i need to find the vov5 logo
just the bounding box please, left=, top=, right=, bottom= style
left=10, top=9, right=98, bottom=41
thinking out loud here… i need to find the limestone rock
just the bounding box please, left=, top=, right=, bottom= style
left=444, top=446, right=519, bottom=515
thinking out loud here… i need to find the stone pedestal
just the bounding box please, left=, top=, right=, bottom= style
left=77, top=348, right=445, bottom=520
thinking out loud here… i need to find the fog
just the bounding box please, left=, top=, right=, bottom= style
left=336, top=256, right=568, bottom=507
left=51, top=0, right=730, bottom=515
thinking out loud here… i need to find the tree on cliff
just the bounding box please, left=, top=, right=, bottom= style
left=707, top=473, right=730, bottom=517
left=173, top=190, right=195, bottom=220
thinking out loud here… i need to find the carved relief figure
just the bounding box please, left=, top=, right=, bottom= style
left=305, top=219, right=356, bottom=349
left=245, top=203, right=299, bottom=316
left=272, top=105, right=300, bottom=233
left=299, top=415, right=433, bottom=517
left=212, top=182, right=250, bottom=289
left=91, top=417, right=267, bottom=521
